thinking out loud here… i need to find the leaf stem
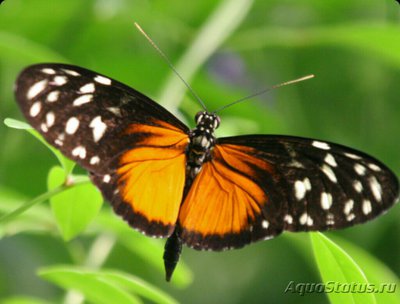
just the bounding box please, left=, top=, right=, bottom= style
left=0, top=178, right=90, bottom=224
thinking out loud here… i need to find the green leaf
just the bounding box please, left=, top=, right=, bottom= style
left=91, top=270, right=178, bottom=304
left=4, top=118, right=75, bottom=175
left=329, top=236, right=400, bottom=304
left=3, top=118, right=32, bottom=130
left=97, top=213, right=193, bottom=288
left=47, top=166, right=103, bottom=241
left=38, top=267, right=142, bottom=304
left=0, top=186, right=53, bottom=238
left=0, top=184, right=65, bottom=225
left=0, top=296, right=52, bottom=304
left=311, top=232, right=376, bottom=304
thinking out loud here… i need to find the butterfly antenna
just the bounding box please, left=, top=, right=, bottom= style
left=134, top=22, right=207, bottom=111
left=214, top=74, right=315, bottom=113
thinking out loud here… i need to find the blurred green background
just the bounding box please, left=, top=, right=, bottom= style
left=0, top=0, right=399, bottom=303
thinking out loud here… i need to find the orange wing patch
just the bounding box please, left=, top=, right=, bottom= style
left=115, top=120, right=188, bottom=237
left=124, top=120, right=187, bottom=147
left=179, top=144, right=280, bottom=250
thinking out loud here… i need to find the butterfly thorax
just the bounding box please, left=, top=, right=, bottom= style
left=186, top=111, right=220, bottom=180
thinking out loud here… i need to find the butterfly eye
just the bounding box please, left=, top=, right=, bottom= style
left=195, top=111, right=205, bottom=125
left=213, top=115, right=221, bottom=129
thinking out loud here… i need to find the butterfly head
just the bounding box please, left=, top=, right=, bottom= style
left=189, top=111, right=220, bottom=154
left=195, top=111, right=221, bottom=132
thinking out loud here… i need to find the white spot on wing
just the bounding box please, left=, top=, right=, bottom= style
left=354, top=163, right=367, bottom=176
left=368, top=163, right=381, bottom=172
left=47, top=91, right=60, bottom=102
left=29, top=101, right=42, bottom=117
left=94, top=75, right=111, bottom=85
left=103, top=174, right=111, bottom=183
left=326, top=213, right=335, bottom=225
left=73, top=94, right=93, bottom=106
left=353, top=180, right=363, bottom=193
left=288, top=160, right=304, bottom=168
left=106, top=107, right=122, bottom=116
left=55, top=133, right=65, bottom=146
left=53, top=75, right=68, bottom=86
left=27, top=79, right=48, bottom=99
left=284, top=214, right=293, bottom=224
left=343, top=199, right=354, bottom=215
left=72, top=146, right=86, bottom=159
left=321, top=164, right=337, bottom=183
left=62, top=69, right=80, bottom=76
left=299, top=213, right=309, bottom=225
left=65, top=117, right=80, bottom=134
left=90, top=156, right=100, bottom=165
left=40, top=123, right=48, bottom=133
left=324, top=153, right=337, bottom=167
left=294, top=178, right=311, bottom=201
left=46, top=112, right=55, bottom=127
left=304, top=178, right=311, bottom=191
left=89, top=116, right=107, bottom=142
left=321, top=192, right=333, bottom=210
left=261, top=220, right=269, bottom=229
left=312, top=141, right=330, bottom=150
left=369, top=176, right=382, bottom=202
left=346, top=213, right=355, bottom=221
left=42, top=68, right=56, bottom=75
left=79, top=83, right=95, bottom=93
left=344, top=152, right=361, bottom=160
left=362, top=199, right=372, bottom=215
left=294, top=180, right=306, bottom=201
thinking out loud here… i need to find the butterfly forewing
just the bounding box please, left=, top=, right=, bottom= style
left=15, top=63, right=190, bottom=237
left=15, top=63, right=188, bottom=172
left=217, top=135, right=399, bottom=234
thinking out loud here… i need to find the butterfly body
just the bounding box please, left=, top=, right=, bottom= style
left=186, top=111, right=219, bottom=180
left=14, top=63, right=399, bottom=281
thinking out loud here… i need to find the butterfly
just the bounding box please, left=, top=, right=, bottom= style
left=15, top=63, right=399, bottom=281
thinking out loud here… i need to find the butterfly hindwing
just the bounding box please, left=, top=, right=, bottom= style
left=179, top=135, right=399, bottom=250
left=15, top=63, right=190, bottom=237
left=179, top=143, right=285, bottom=250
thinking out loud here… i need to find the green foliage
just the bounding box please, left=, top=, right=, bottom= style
left=311, top=232, right=376, bottom=304
left=329, top=235, right=400, bottom=304
left=39, top=266, right=179, bottom=304
left=1, top=0, right=399, bottom=303
left=39, top=267, right=142, bottom=304
left=4, top=118, right=75, bottom=175
left=47, top=166, right=103, bottom=241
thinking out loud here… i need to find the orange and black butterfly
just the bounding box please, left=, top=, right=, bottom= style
left=15, top=63, right=399, bottom=281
